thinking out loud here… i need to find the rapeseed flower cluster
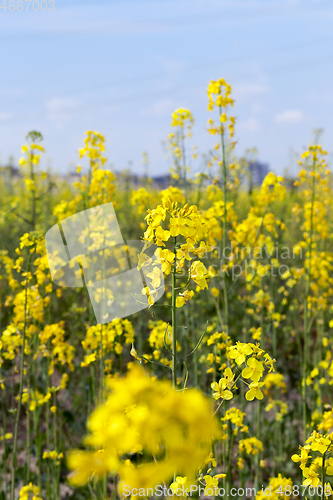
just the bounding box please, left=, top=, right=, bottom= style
left=67, top=366, right=220, bottom=494
left=212, top=341, right=276, bottom=401
left=292, top=430, right=333, bottom=487
left=18, top=482, right=43, bottom=500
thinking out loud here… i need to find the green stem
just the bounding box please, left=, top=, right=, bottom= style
left=46, top=357, right=51, bottom=499
left=32, top=354, right=42, bottom=488
left=303, top=169, right=316, bottom=441
left=254, top=400, right=261, bottom=492
left=172, top=237, right=177, bottom=388
left=53, top=393, right=59, bottom=500
left=30, top=152, right=36, bottom=230
left=322, top=452, right=326, bottom=500
left=26, top=355, right=31, bottom=483
left=226, top=423, right=234, bottom=494
left=181, top=131, right=187, bottom=198
left=1, top=383, right=7, bottom=494
left=10, top=251, right=32, bottom=500
left=219, top=107, right=229, bottom=336
left=99, top=325, right=104, bottom=402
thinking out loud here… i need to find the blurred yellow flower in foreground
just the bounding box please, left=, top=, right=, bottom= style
left=68, top=366, right=220, bottom=494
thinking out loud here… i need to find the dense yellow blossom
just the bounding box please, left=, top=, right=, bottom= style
left=68, top=366, right=220, bottom=493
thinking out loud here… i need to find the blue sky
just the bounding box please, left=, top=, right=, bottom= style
left=1, top=0, right=333, bottom=177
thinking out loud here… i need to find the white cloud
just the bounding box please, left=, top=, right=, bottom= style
left=274, top=109, right=304, bottom=124
left=0, top=113, right=12, bottom=121
left=239, top=118, right=260, bottom=132
left=46, top=98, right=81, bottom=128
